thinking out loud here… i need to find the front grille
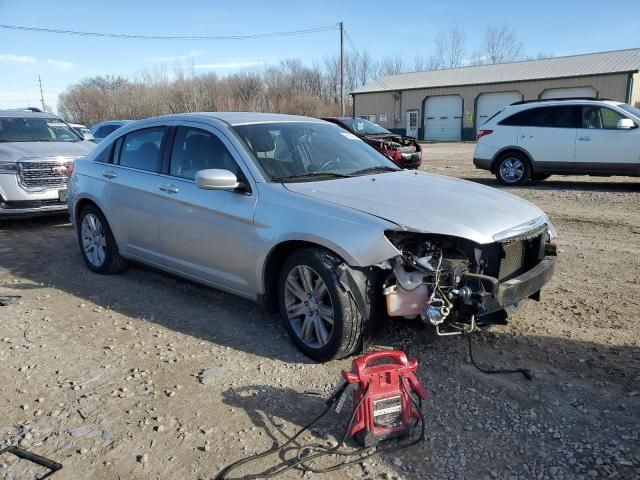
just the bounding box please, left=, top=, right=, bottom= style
left=498, top=232, right=545, bottom=281
left=17, top=157, right=77, bottom=191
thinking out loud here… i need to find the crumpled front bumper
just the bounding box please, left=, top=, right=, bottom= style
left=463, top=249, right=557, bottom=318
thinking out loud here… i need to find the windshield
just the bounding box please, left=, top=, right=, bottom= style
left=233, top=122, right=400, bottom=182
left=341, top=118, right=391, bottom=136
left=619, top=103, right=640, bottom=120
left=0, top=117, right=82, bottom=142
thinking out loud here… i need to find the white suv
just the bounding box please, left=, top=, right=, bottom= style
left=473, top=99, right=640, bottom=185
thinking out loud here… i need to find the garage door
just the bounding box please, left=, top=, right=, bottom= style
left=424, top=96, right=462, bottom=141
left=475, top=92, right=523, bottom=132
left=540, top=87, right=597, bottom=99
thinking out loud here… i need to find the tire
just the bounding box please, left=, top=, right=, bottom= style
left=77, top=204, right=127, bottom=274
left=278, top=248, right=371, bottom=362
left=532, top=174, right=551, bottom=182
left=495, top=152, right=531, bottom=186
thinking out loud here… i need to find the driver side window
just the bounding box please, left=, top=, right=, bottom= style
left=169, top=127, right=242, bottom=181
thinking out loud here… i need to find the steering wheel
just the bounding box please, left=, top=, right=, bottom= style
left=318, top=160, right=340, bottom=171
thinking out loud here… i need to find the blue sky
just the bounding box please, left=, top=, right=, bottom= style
left=1, top=0, right=638, bottom=114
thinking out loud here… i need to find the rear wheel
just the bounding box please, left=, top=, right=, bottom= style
left=77, top=205, right=127, bottom=274
left=278, top=248, right=369, bottom=362
left=495, top=152, right=531, bottom=186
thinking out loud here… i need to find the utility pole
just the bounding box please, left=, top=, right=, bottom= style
left=38, top=75, right=45, bottom=111
left=339, top=21, right=344, bottom=116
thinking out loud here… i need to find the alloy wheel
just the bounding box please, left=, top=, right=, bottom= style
left=284, top=265, right=334, bottom=349
left=500, top=157, right=525, bottom=183
left=81, top=213, right=107, bottom=267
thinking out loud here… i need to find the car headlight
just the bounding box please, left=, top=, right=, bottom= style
left=547, top=220, right=558, bottom=241
left=0, top=161, right=17, bottom=174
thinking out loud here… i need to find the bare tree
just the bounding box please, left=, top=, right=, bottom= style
left=413, top=54, right=427, bottom=72
left=475, top=25, right=524, bottom=65
left=430, top=25, right=466, bottom=69
left=377, top=53, right=405, bottom=76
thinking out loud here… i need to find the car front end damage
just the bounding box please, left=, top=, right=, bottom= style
left=378, top=217, right=557, bottom=333
left=363, top=135, right=422, bottom=169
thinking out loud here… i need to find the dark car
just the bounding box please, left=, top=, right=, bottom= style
left=322, top=117, right=422, bottom=169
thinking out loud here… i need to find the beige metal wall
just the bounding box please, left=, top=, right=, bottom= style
left=353, top=73, right=631, bottom=132
left=631, top=72, right=640, bottom=108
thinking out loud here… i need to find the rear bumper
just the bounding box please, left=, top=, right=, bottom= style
left=464, top=251, right=556, bottom=317
left=473, top=157, right=492, bottom=170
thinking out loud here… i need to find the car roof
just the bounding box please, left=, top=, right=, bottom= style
left=509, top=98, right=622, bottom=109
left=96, top=120, right=133, bottom=125
left=154, top=112, right=326, bottom=126
left=0, top=110, right=59, bottom=119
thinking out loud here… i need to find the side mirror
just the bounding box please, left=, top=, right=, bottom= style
left=617, top=118, right=636, bottom=129
left=195, top=169, right=239, bottom=190
left=83, top=132, right=95, bottom=141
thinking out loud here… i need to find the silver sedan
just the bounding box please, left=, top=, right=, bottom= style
left=68, top=113, right=557, bottom=362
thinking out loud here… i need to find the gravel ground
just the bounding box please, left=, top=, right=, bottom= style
left=1, top=142, right=639, bottom=480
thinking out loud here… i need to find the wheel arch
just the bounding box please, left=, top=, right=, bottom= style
left=74, top=195, right=108, bottom=224
left=261, top=240, right=348, bottom=313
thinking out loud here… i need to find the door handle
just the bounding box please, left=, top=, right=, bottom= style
left=159, top=184, right=180, bottom=194
left=578, top=136, right=591, bottom=142
left=102, top=171, right=117, bottom=179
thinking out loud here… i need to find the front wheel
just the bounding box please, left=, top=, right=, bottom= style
left=77, top=205, right=127, bottom=274
left=495, top=153, right=531, bottom=186
left=278, top=248, right=368, bottom=362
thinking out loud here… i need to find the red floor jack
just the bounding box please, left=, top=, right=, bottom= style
left=342, top=350, right=427, bottom=447
left=216, top=350, right=427, bottom=479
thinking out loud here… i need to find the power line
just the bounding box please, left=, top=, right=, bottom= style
left=343, top=28, right=391, bottom=91
left=0, top=23, right=338, bottom=41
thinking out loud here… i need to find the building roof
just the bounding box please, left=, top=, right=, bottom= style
left=352, top=48, right=640, bottom=94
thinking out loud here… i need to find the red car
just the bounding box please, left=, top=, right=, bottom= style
left=322, top=117, right=422, bottom=169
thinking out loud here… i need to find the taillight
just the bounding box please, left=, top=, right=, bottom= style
left=476, top=129, right=493, bottom=140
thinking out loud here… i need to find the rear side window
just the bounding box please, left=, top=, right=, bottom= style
left=116, top=127, right=166, bottom=172
left=500, top=106, right=580, bottom=128
left=94, top=125, right=115, bottom=138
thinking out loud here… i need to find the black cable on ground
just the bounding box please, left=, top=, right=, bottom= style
left=465, top=332, right=533, bottom=381
left=216, top=378, right=425, bottom=479
left=215, top=382, right=353, bottom=480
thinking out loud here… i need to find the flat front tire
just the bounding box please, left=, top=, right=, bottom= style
left=495, top=153, right=531, bottom=186
left=77, top=205, right=127, bottom=274
left=278, top=248, right=368, bottom=362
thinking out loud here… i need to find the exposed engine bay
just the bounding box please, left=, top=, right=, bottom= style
left=382, top=228, right=556, bottom=334
left=363, top=134, right=422, bottom=168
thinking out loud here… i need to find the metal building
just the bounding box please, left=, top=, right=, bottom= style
left=351, top=48, right=640, bottom=141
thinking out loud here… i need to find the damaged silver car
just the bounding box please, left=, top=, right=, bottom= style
left=68, top=113, right=557, bottom=362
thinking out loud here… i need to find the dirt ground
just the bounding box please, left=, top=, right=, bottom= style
left=1, top=142, right=639, bottom=480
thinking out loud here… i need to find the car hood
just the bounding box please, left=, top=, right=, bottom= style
left=0, top=141, right=94, bottom=161
left=283, top=171, right=547, bottom=244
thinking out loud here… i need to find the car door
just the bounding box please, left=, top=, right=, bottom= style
left=99, top=125, right=167, bottom=264
left=155, top=124, right=258, bottom=294
left=575, top=106, right=640, bottom=173
left=515, top=105, right=580, bottom=171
